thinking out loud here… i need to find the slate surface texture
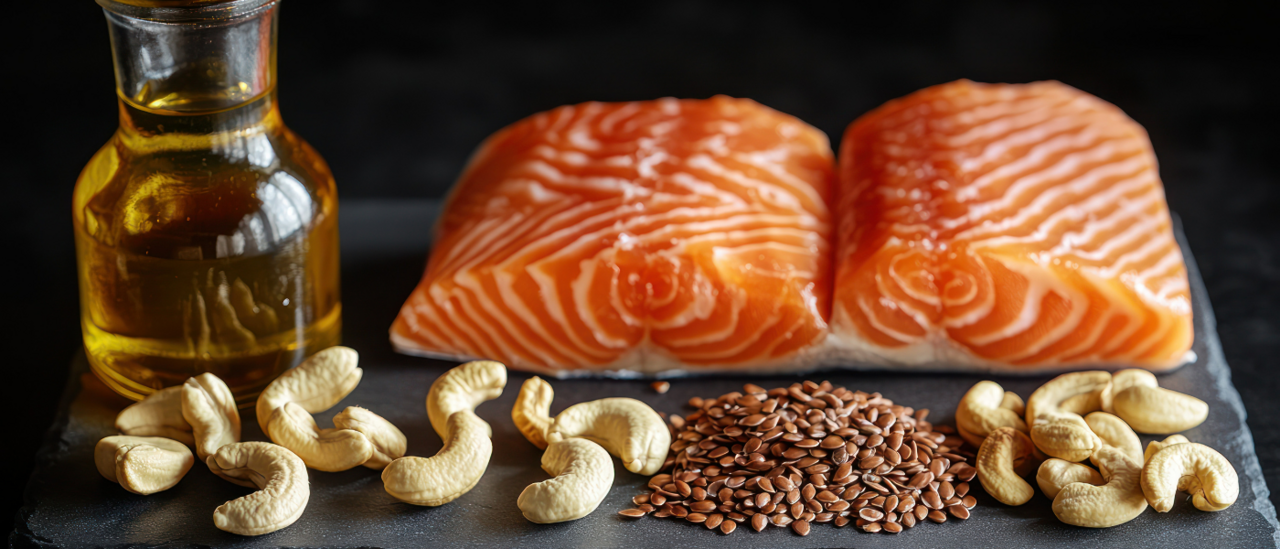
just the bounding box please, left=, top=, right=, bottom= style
left=11, top=200, right=1278, bottom=548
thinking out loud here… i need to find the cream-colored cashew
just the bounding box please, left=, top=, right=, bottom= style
left=1031, top=411, right=1101, bottom=463
left=381, top=360, right=507, bottom=506
left=1052, top=446, right=1147, bottom=528
left=181, top=373, right=241, bottom=460
left=1001, top=391, right=1026, bottom=416
left=1099, top=369, right=1158, bottom=413
left=256, top=346, right=361, bottom=433
left=513, top=376, right=554, bottom=449
left=266, top=403, right=374, bottom=472
left=115, top=386, right=194, bottom=445
left=206, top=442, right=310, bottom=536
left=1144, top=434, right=1190, bottom=464
left=1112, top=385, right=1208, bottom=434
left=1141, top=442, right=1238, bottom=512
left=333, top=406, right=407, bottom=470
left=955, top=381, right=1028, bottom=448
left=1036, top=458, right=1104, bottom=500
left=95, top=435, right=194, bottom=495
left=427, top=360, right=507, bottom=439
left=960, top=420, right=1042, bottom=475
left=1059, top=391, right=1102, bottom=416
left=976, top=427, right=1035, bottom=506
left=382, top=410, right=492, bottom=506
left=517, top=438, right=614, bottom=523
left=1084, top=412, right=1143, bottom=466
left=1026, top=371, right=1112, bottom=428
left=1027, top=371, right=1110, bottom=462
left=546, top=397, right=670, bottom=476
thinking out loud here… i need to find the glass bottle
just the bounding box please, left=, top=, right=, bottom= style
left=76, top=0, right=341, bottom=405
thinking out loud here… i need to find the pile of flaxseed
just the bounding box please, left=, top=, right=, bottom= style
left=619, top=380, right=977, bottom=536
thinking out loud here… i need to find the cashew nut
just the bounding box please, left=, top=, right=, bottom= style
left=956, top=381, right=1028, bottom=448
left=1084, top=412, right=1143, bottom=466
left=1001, top=391, right=1026, bottom=415
left=1112, top=385, right=1209, bottom=434
left=382, top=360, right=507, bottom=506
left=427, top=360, right=507, bottom=439
left=382, top=410, right=492, bottom=506
left=256, top=346, right=361, bottom=433
left=1051, top=446, right=1147, bottom=528
left=1099, top=369, right=1158, bottom=413
left=1036, top=458, right=1104, bottom=500
left=181, top=373, right=241, bottom=460
left=1141, top=442, right=1239, bottom=512
left=546, top=397, right=670, bottom=476
left=513, top=376, right=554, bottom=449
left=1144, top=434, right=1190, bottom=464
left=1026, top=371, right=1111, bottom=427
left=206, top=441, right=310, bottom=536
left=333, top=406, right=407, bottom=469
left=517, top=438, right=614, bottom=523
left=266, top=402, right=374, bottom=472
left=95, top=435, right=194, bottom=495
left=1027, top=371, right=1110, bottom=462
left=115, top=386, right=194, bottom=445
left=976, top=427, right=1035, bottom=506
left=1059, top=391, right=1102, bottom=416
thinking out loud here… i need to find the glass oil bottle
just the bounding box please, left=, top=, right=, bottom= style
left=75, top=0, right=341, bottom=405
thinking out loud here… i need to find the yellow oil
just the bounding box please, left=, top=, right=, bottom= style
left=74, top=84, right=341, bottom=406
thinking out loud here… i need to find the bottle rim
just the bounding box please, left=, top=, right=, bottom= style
left=96, top=0, right=277, bottom=22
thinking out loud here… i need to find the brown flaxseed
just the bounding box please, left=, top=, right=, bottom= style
left=690, top=501, right=716, bottom=513
left=791, top=519, right=811, bottom=536
left=619, top=508, right=646, bottom=518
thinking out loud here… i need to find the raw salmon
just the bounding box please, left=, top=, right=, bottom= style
left=830, top=80, right=1193, bottom=370
left=391, top=97, right=835, bottom=375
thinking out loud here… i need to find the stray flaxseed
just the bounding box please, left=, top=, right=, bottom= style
left=625, top=380, right=978, bottom=535
left=652, top=381, right=671, bottom=394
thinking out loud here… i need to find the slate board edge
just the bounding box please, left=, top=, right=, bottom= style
left=1176, top=215, right=1280, bottom=545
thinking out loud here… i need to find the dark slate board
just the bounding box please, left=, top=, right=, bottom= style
left=12, top=200, right=1279, bottom=548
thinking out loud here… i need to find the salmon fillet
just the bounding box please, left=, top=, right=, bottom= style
left=830, top=80, right=1193, bottom=371
left=391, top=97, right=835, bottom=376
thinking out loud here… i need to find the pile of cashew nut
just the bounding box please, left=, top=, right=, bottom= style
left=257, top=346, right=407, bottom=472
left=105, top=370, right=308, bottom=536
left=99, top=346, right=411, bottom=537
left=960, top=369, right=1237, bottom=528
left=511, top=376, right=671, bottom=524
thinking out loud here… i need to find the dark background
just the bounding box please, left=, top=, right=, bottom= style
left=3, top=0, right=1277, bottom=534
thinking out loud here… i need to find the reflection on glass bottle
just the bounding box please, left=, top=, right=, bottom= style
left=76, top=0, right=340, bottom=405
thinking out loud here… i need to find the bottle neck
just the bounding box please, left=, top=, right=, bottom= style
left=101, top=0, right=281, bottom=138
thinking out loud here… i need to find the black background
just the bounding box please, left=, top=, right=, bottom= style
left=3, top=0, right=1277, bottom=535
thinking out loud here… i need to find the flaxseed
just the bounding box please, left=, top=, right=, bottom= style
left=625, top=380, right=978, bottom=535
